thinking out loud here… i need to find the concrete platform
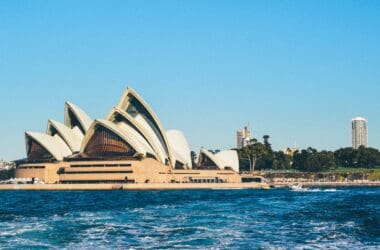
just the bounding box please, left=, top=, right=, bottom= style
left=0, top=182, right=270, bottom=191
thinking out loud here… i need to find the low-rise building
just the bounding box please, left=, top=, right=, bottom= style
left=237, top=126, right=252, bottom=149
left=283, top=147, right=299, bottom=157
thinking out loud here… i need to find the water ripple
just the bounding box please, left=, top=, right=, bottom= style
left=0, top=188, right=379, bottom=249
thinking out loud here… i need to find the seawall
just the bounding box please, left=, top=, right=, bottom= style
left=0, top=182, right=269, bottom=191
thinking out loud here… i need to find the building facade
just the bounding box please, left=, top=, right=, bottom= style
left=15, top=87, right=243, bottom=184
left=352, top=117, right=368, bottom=149
left=236, top=126, right=252, bottom=149
left=283, top=147, right=299, bottom=157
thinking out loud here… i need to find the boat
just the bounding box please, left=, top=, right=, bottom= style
left=289, top=183, right=308, bottom=191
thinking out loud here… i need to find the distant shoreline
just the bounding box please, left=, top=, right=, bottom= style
left=272, top=181, right=380, bottom=188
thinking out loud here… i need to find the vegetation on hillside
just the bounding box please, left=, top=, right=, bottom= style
left=237, top=136, right=380, bottom=172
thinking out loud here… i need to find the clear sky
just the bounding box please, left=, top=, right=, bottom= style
left=1, top=0, right=380, bottom=160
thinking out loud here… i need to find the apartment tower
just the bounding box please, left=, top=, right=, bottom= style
left=352, top=117, right=368, bottom=149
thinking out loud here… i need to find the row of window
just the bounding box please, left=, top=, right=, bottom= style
left=170, top=178, right=228, bottom=184
left=62, top=170, right=133, bottom=174
left=18, top=166, right=45, bottom=169
left=70, top=164, right=132, bottom=168
left=60, top=179, right=135, bottom=184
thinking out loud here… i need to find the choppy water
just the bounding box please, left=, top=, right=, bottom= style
left=0, top=187, right=379, bottom=249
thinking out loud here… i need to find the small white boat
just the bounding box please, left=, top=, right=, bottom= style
left=289, top=183, right=308, bottom=191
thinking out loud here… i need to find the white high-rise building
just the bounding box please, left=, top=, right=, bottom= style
left=352, top=117, right=368, bottom=149
left=236, top=126, right=252, bottom=149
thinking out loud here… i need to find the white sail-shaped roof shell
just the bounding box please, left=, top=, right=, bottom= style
left=64, top=102, right=92, bottom=135
left=107, top=107, right=166, bottom=163
left=81, top=119, right=152, bottom=158
left=198, top=148, right=224, bottom=169
left=198, top=148, right=239, bottom=172
left=166, top=130, right=192, bottom=169
left=116, top=88, right=175, bottom=166
left=215, top=150, right=239, bottom=172
left=47, top=120, right=83, bottom=153
left=116, top=121, right=156, bottom=157
left=26, top=132, right=72, bottom=161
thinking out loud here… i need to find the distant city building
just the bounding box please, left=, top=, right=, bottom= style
left=283, top=147, right=299, bottom=157
left=237, top=126, right=252, bottom=149
left=0, top=160, right=15, bottom=170
left=352, top=117, right=368, bottom=149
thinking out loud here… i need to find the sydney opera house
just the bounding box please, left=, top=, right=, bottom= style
left=15, top=88, right=248, bottom=186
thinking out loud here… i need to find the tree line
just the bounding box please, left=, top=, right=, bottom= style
left=237, top=136, right=380, bottom=172
left=0, top=168, right=14, bottom=181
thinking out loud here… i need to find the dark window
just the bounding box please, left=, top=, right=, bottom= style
left=242, top=177, right=263, bottom=183
left=62, top=170, right=133, bottom=174
left=175, top=161, right=185, bottom=169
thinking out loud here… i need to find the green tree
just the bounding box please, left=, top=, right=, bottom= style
left=334, top=146, right=380, bottom=168
left=272, top=151, right=292, bottom=170
left=293, top=148, right=314, bottom=171
left=263, top=135, right=271, bottom=149
left=293, top=148, right=335, bottom=172
left=334, top=147, right=356, bottom=167
left=237, top=135, right=275, bottom=171
left=356, top=146, right=380, bottom=168
left=308, top=150, right=336, bottom=172
left=238, top=140, right=268, bottom=171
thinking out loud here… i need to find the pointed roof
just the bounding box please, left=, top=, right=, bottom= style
left=81, top=119, right=151, bottom=157
left=107, top=107, right=167, bottom=164
left=198, top=148, right=239, bottom=172
left=116, top=121, right=156, bottom=157
left=47, top=120, right=83, bottom=152
left=166, top=130, right=192, bottom=168
left=64, top=102, right=92, bottom=134
left=25, top=132, right=72, bottom=161
left=215, top=150, right=239, bottom=172
left=198, top=148, right=224, bottom=169
left=116, top=87, right=175, bottom=166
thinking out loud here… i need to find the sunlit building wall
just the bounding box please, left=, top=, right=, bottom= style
left=352, top=117, right=368, bottom=149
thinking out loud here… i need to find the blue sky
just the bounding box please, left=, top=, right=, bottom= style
left=0, top=0, right=380, bottom=160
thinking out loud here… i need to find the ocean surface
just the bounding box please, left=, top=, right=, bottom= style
left=0, top=187, right=379, bottom=249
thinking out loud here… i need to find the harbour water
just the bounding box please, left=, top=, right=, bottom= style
left=0, top=188, right=379, bottom=249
